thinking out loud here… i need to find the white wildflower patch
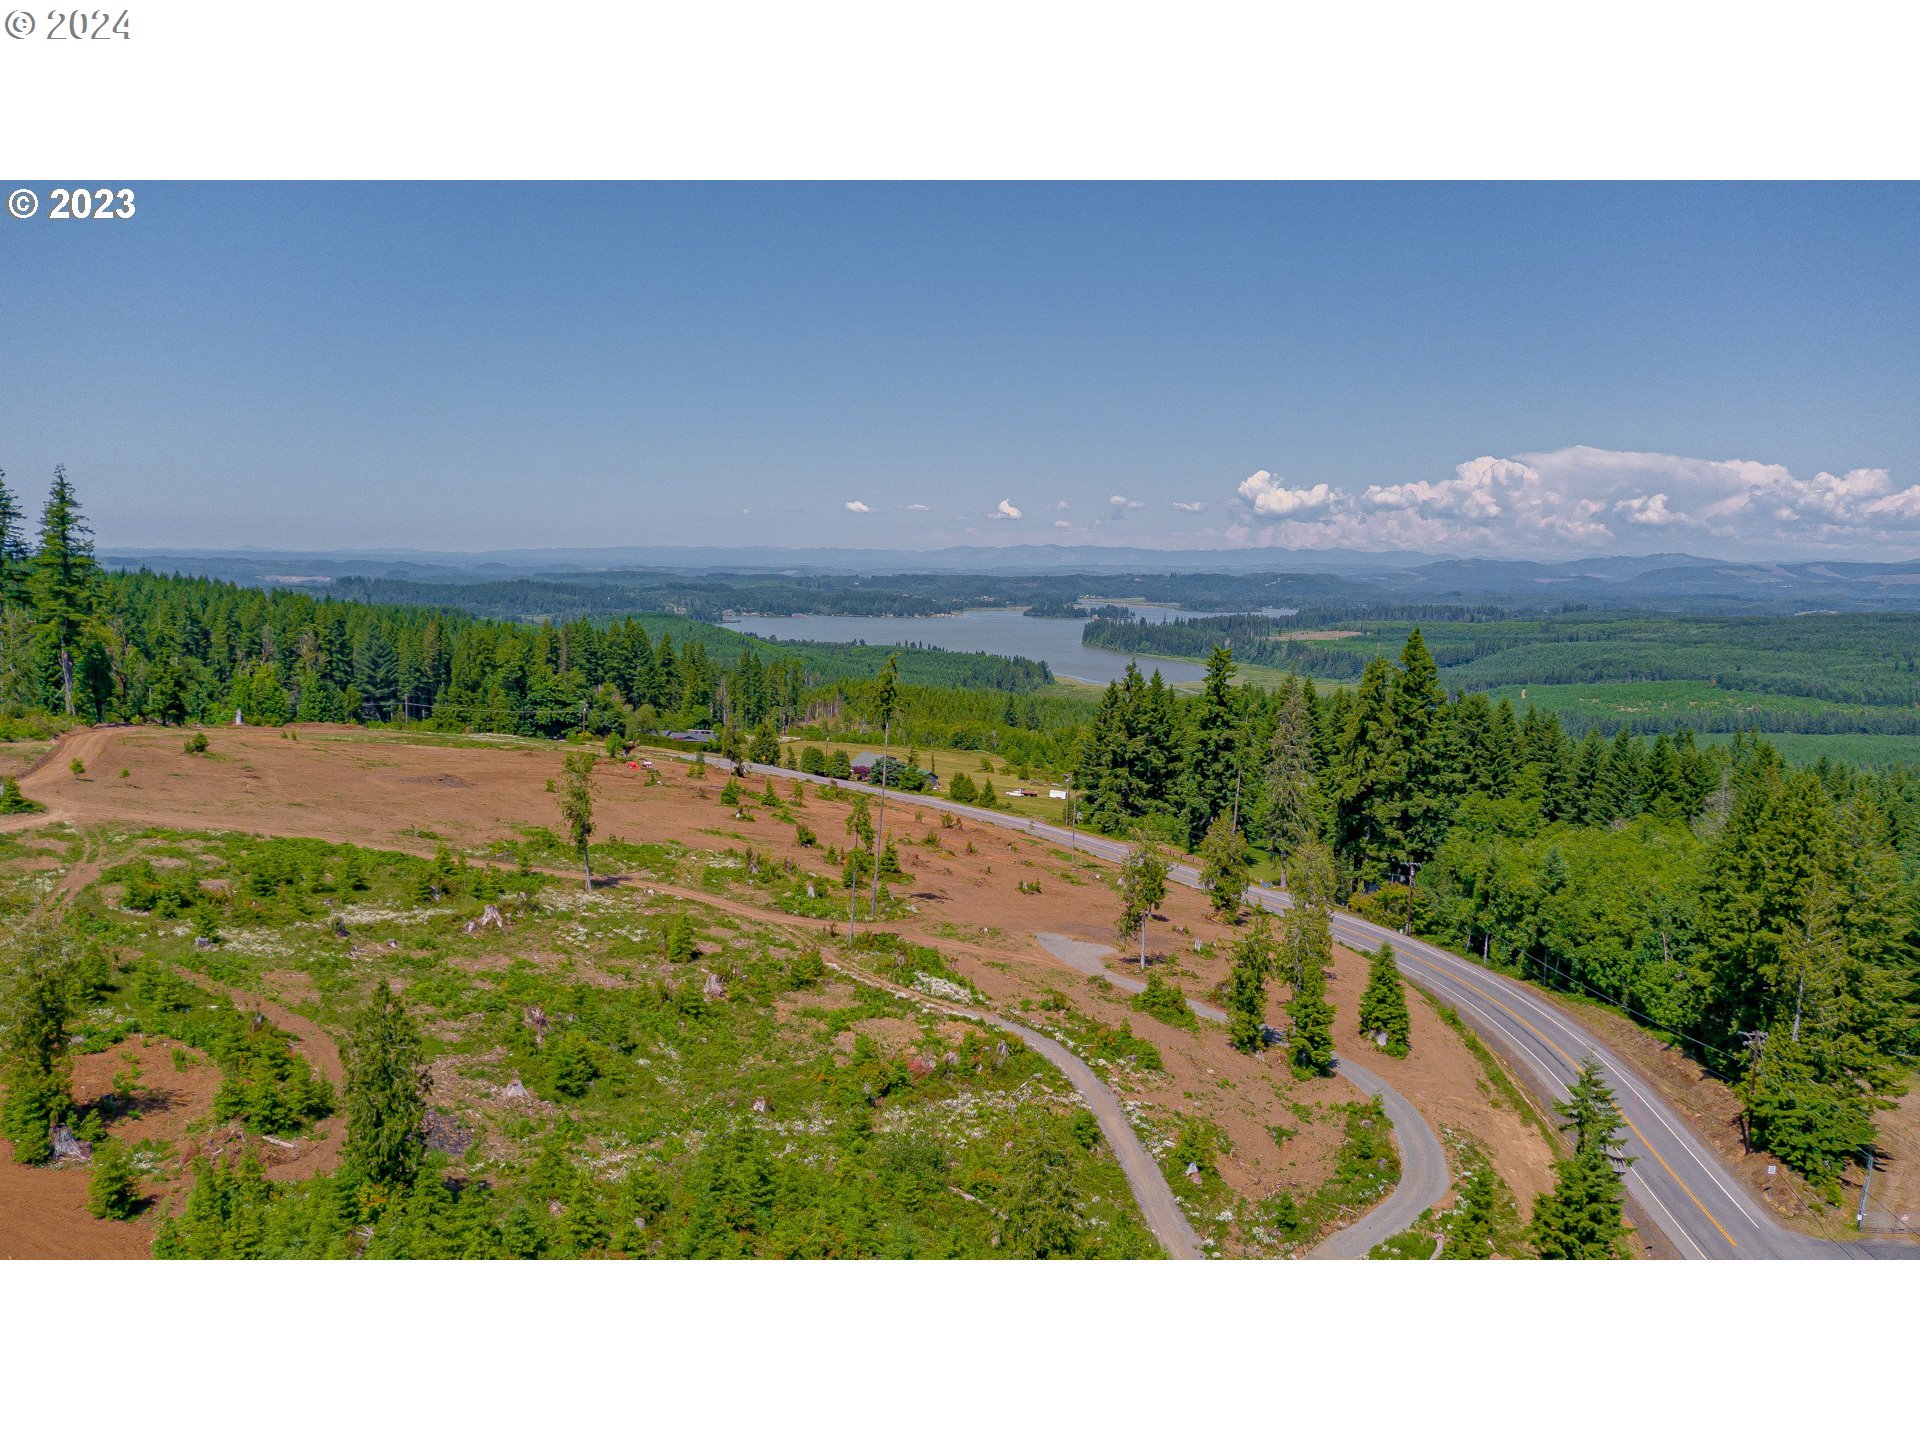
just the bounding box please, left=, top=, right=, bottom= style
left=218, top=928, right=300, bottom=960
left=912, top=973, right=973, bottom=1003
left=337, top=903, right=442, bottom=926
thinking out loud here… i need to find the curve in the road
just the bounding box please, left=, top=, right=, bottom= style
left=827, top=954, right=1204, bottom=1259
left=1034, top=931, right=1448, bottom=1258
left=739, top=757, right=1915, bottom=1261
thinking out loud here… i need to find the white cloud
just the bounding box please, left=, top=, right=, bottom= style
left=1238, top=471, right=1335, bottom=518
left=1223, top=447, right=1908, bottom=555
left=844, top=500, right=870, bottom=513
left=1053, top=500, right=1070, bottom=511
left=1173, top=500, right=1206, bottom=513
left=1053, top=519, right=1072, bottom=529
left=905, top=503, right=929, bottom=511
left=1616, top=492, right=1678, bottom=526
left=990, top=499, right=1023, bottom=520
left=1108, top=494, right=1145, bottom=509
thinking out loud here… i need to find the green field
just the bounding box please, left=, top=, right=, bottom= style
left=1475, top=679, right=1893, bottom=727
left=1732, top=732, right=1920, bottom=771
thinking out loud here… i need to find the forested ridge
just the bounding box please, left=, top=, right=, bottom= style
left=0, top=470, right=1054, bottom=747
left=1084, top=610, right=1920, bottom=713
left=5, top=469, right=1917, bottom=1196
left=1068, top=639, right=1920, bottom=1195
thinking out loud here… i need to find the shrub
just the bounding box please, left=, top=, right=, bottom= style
left=787, top=949, right=825, bottom=988
left=661, top=914, right=699, bottom=964
left=548, top=1032, right=599, bottom=1099
left=184, top=731, right=209, bottom=755
left=86, top=1141, right=141, bottom=1220
left=0, top=776, right=42, bottom=814
left=1131, top=972, right=1196, bottom=1029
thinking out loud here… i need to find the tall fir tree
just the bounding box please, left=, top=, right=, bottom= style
left=30, top=466, right=100, bottom=715
left=1529, top=1057, right=1632, bottom=1259
left=1263, top=674, right=1321, bottom=867
left=1198, top=812, right=1249, bottom=920
left=1391, top=629, right=1458, bottom=861
left=1283, top=843, right=1337, bottom=1077
left=1357, top=943, right=1412, bottom=1057
left=1225, top=916, right=1273, bottom=1054
left=1182, top=643, right=1244, bottom=845
left=1331, top=655, right=1405, bottom=881
left=0, top=468, right=32, bottom=607
left=343, top=982, right=428, bottom=1193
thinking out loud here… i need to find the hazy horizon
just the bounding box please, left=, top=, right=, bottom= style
left=7, top=183, right=1916, bottom=561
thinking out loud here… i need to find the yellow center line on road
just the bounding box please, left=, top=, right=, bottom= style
left=1396, top=947, right=1739, bottom=1252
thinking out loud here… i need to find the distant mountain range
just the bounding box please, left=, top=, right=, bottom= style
left=101, top=541, right=1444, bottom=578
left=99, top=544, right=1920, bottom=614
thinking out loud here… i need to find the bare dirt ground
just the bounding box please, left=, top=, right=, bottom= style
left=7, top=724, right=1560, bottom=1249
left=0, top=1137, right=153, bottom=1259
left=0, top=1035, right=221, bottom=1260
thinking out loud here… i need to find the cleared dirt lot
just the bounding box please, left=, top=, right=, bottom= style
left=7, top=724, right=1561, bottom=1253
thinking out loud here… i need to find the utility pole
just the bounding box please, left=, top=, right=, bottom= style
left=1857, top=1147, right=1876, bottom=1230
left=1737, top=1028, right=1768, bottom=1152
left=1065, top=771, right=1076, bottom=866
left=869, top=715, right=889, bottom=922
left=1402, top=860, right=1422, bottom=935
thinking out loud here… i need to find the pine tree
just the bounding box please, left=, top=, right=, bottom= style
left=1198, top=812, right=1249, bottom=920
left=1226, top=917, right=1273, bottom=1054
left=1442, top=1162, right=1499, bottom=1260
left=1182, top=644, right=1244, bottom=844
left=1279, top=840, right=1335, bottom=983
left=997, top=1130, right=1081, bottom=1258
left=86, top=1139, right=141, bottom=1220
left=1331, top=656, right=1405, bottom=881
left=557, top=751, right=597, bottom=891
left=354, top=628, right=399, bottom=718
left=1263, top=675, right=1320, bottom=865
left=1392, top=629, right=1458, bottom=860
left=0, top=920, right=80, bottom=1163
left=1357, top=943, right=1411, bottom=1057
left=343, top=983, right=428, bottom=1192
left=0, top=468, right=32, bottom=608
left=31, top=466, right=100, bottom=716
left=1283, top=848, right=1336, bottom=1077
left=1286, top=946, right=1335, bottom=1079
left=1529, top=1057, right=1632, bottom=1259
left=1529, top=1143, right=1630, bottom=1260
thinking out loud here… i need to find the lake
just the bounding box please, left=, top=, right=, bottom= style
left=719, top=607, right=1211, bottom=685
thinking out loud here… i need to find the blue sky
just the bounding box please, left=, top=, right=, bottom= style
left=3, top=182, right=1915, bottom=557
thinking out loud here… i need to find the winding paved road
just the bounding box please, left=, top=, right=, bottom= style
left=744, top=759, right=1450, bottom=1256
left=743, top=758, right=1916, bottom=1260
left=828, top=954, right=1204, bottom=1259
left=1035, top=931, right=1447, bottom=1258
